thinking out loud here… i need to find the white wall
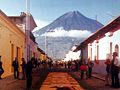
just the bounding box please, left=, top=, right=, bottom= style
left=88, top=29, right=120, bottom=75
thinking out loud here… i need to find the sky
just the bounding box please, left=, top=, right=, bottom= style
left=0, top=0, right=120, bottom=29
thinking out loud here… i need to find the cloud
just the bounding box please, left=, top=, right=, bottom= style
left=32, top=19, right=50, bottom=32
left=41, top=27, right=92, bottom=38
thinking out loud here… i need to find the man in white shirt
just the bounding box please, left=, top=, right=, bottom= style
left=114, top=55, right=120, bottom=67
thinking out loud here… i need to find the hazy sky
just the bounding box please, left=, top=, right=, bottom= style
left=0, top=0, right=120, bottom=28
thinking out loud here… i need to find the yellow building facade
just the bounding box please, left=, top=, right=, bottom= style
left=0, top=10, right=25, bottom=77
left=9, top=12, right=38, bottom=61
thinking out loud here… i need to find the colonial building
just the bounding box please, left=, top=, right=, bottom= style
left=9, top=12, right=38, bottom=61
left=75, top=16, right=120, bottom=74
left=0, top=10, right=25, bottom=77
left=0, top=10, right=45, bottom=78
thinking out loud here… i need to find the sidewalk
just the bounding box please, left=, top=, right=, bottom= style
left=0, top=73, right=26, bottom=90
left=40, top=72, right=84, bottom=90
left=72, top=71, right=106, bottom=81
left=0, top=68, right=42, bottom=90
left=72, top=71, right=120, bottom=90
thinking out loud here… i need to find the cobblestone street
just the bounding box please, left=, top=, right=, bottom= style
left=1, top=68, right=120, bottom=90
left=40, top=72, right=84, bottom=90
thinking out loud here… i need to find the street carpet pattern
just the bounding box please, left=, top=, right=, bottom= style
left=40, top=72, right=84, bottom=90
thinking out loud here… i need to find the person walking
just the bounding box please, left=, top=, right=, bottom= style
left=104, top=58, right=111, bottom=86
left=0, top=56, right=4, bottom=79
left=21, top=58, right=26, bottom=80
left=12, top=57, right=19, bottom=79
left=26, top=57, right=34, bottom=90
left=111, top=52, right=120, bottom=88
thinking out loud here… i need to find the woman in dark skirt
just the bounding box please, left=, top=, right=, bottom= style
left=105, top=58, right=111, bottom=86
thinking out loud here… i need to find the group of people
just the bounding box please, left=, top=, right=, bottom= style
left=12, top=57, right=36, bottom=90
left=105, top=52, right=120, bottom=88
left=0, top=56, right=35, bottom=90
left=61, top=58, right=94, bottom=79
left=80, top=59, right=94, bottom=79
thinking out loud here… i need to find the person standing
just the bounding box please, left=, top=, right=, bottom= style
left=80, top=61, right=88, bottom=79
left=21, top=58, right=26, bottom=80
left=88, top=60, right=94, bottom=78
left=26, top=57, right=34, bottom=90
left=12, top=57, right=19, bottom=79
left=111, top=52, right=120, bottom=88
left=0, top=56, right=4, bottom=79
left=104, top=58, right=111, bottom=86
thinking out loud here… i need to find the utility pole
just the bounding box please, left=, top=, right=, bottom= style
left=45, top=32, right=47, bottom=60
left=25, top=0, right=30, bottom=62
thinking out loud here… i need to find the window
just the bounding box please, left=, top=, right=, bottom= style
left=110, top=42, right=112, bottom=59
left=97, top=45, right=99, bottom=60
left=115, top=44, right=119, bottom=56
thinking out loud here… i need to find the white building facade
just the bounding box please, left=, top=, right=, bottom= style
left=75, top=16, right=120, bottom=74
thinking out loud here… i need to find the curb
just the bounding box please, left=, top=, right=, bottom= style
left=92, top=74, right=105, bottom=81
left=7, top=79, right=18, bottom=85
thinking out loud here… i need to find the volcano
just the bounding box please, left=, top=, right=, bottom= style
left=34, top=11, right=103, bottom=59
